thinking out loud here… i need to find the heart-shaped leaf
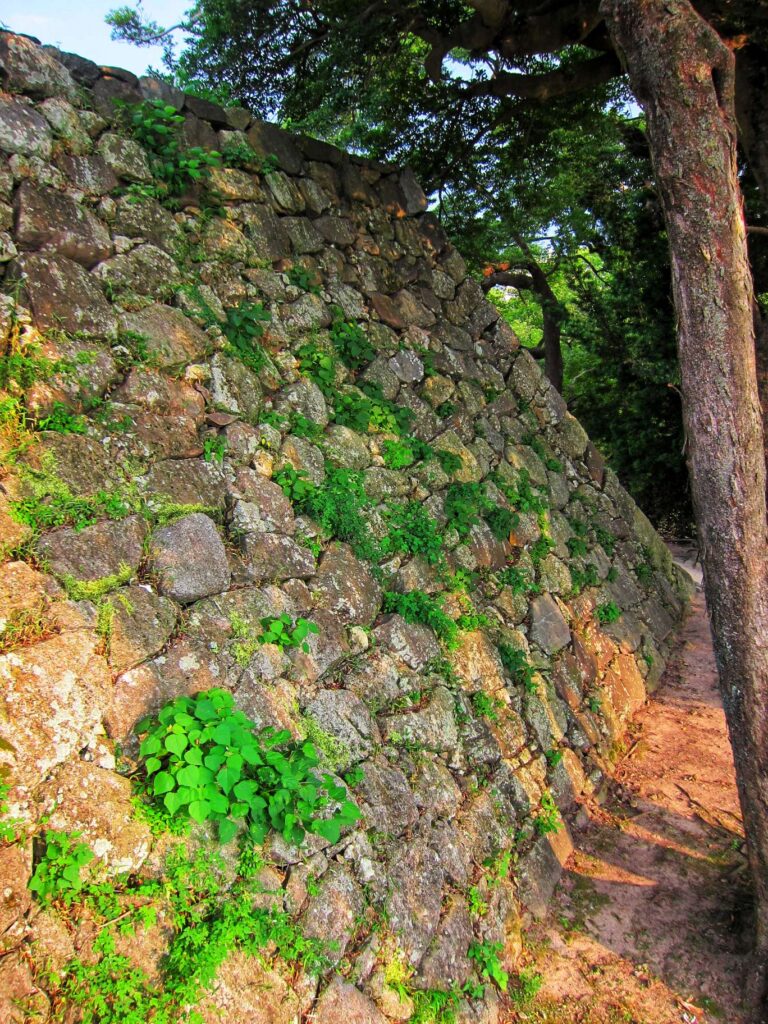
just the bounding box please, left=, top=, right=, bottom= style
left=176, top=764, right=201, bottom=787
left=153, top=771, right=175, bottom=795
left=218, top=818, right=238, bottom=843
left=165, top=733, right=188, bottom=757
left=188, top=799, right=211, bottom=823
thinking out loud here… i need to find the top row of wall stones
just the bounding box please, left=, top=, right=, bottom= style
left=0, top=30, right=430, bottom=218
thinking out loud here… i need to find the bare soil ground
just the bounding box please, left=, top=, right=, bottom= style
left=506, top=548, right=753, bottom=1023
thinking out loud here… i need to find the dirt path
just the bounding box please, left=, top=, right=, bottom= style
left=511, top=550, right=752, bottom=1023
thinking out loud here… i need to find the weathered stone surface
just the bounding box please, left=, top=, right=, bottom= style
left=315, top=213, right=356, bottom=246
left=107, top=585, right=178, bottom=675
left=138, top=74, right=184, bottom=109
left=97, top=132, right=152, bottom=181
left=355, top=757, right=419, bottom=836
left=389, top=349, right=424, bottom=383
left=208, top=165, right=263, bottom=200
left=370, top=292, right=406, bottom=329
left=113, top=195, right=183, bottom=250
left=529, top=594, right=572, bottom=654
left=314, top=977, right=388, bottom=1024
left=313, top=543, right=382, bottom=625
left=415, top=899, right=473, bottom=990
left=381, top=685, right=458, bottom=753
left=387, top=836, right=444, bottom=964
left=38, top=97, right=91, bottom=153
left=275, top=378, right=329, bottom=425
left=11, top=252, right=118, bottom=337
left=26, top=431, right=120, bottom=496
left=37, top=515, right=147, bottom=582
left=277, top=438, right=324, bottom=489
left=145, top=458, right=226, bottom=510
left=48, top=47, right=100, bottom=87
left=247, top=120, right=304, bottom=175
left=120, top=304, right=209, bottom=367
left=302, top=864, right=363, bottom=962
left=56, top=152, right=117, bottom=195
left=515, top=826, right=574, bottom=918
left=0, top=97, right=52, bottom=158
left=240, top=202, right=290, bottom=259
left=94, top=243, right=181, bottom=299
left=305, top=689, right=380, bottom=767
left=240, top=532, right=316, bottom=583
left=230, top=468, right=296, bottom=534
left=111, top=367, right=206, bottom=458
left=0, top=32, right=78, bottom=101
left=198, top=953, right=301, bottom=1024
left=209, top=352, right=263, bottom=420
left=38, top=761, right=152, bottom=873
left=0, top=842, right=32, bottom=935
left=324, top=423, right=372, bottom=468
left=149, top=513, right=230, bottom=604
left=281, top=291, right=331, bottom=330
left=284, top=611, right=344, bottom=682
left=374, top=614, right=440, bottom=669
left=0, top=632, right=110, bottom=795
left=106, top=639, right=237, bottom=740
left=411, top=757, right=463, bottom=820
left=284, top=216, right=324, bottom=253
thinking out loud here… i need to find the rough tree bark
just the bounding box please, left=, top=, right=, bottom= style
left=601, top=0, right=768, bottom=1016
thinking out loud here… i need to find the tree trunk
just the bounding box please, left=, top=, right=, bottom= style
left=601, top=0, right=768, bottom=1016
left=481, top=262, right=565, bottom=392
left=527, top=259, right=565, bottom=394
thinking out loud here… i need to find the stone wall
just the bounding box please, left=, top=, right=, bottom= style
left=0, top=31, right=691, bottom=1024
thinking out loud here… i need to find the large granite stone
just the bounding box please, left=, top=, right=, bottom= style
left=11, top=252, right=118, bottom=338
left=149, top=513, right=230, bottom=604
left=120, top=304, right=209, bottom=367
left=529, top=593, right=572, bottom=654
left=37, top=515, right=147, bottom=582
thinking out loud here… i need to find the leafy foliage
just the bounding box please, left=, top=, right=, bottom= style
left=381, top=500, right=445, bottom=566
left=533, top=790, right=562, bottom=835
left=444, top=481, right=516, bottom=542
left=222, top=301, right=271, bottom=373
left=28, top=830, right=94, bottom=904
left=595, top=600, right=621, bottom=623
left=54, top=844, right=333, bottom=1024
left=10, top=465, right=132, bottom=533
left=329, top=311, right=375, bottom=369
left=468, top=940, right=509, bottom=992
left=287, top=264, right=321, bottom=294
left=121, top=98, right=222, bottom=198
left=297, top=340, right=337, bottom=391
left=569, top=562, right=600, bottom=596
left=37, top=402, right=88, bottom=435
left=382, top=589, right=458, bottom=647
left=495, top=564, right=539, bottom=595
left=498, top=643, right=538, bottom=693
left=136, top=688, right=360, bottom=845
left=258, top=613, right=319, bottom=652
left=275, top=466, right=381, bottom=562
left=333, top=385, right=414, bottom=435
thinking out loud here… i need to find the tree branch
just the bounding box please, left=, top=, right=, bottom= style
left=461, top=51, right=621, bottom=101
left=482, top=270, right=535, bottom=292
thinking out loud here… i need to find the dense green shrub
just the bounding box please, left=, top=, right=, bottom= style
left=136, top=688, right=360, bottom=844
